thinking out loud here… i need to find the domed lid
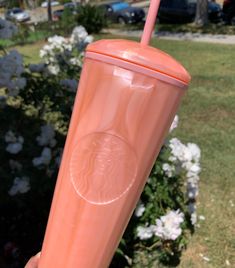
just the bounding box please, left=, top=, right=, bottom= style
left=86, top=39, right=191, bottom=85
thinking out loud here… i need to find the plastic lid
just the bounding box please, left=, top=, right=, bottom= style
left=86, top=40, right=191, bottom=85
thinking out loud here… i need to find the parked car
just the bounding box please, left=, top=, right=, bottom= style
left=100, top=1, right=145, bottom=24
left=223, top=0, right=235, bottom=24
left=52, top=2, right=79, bottom=21
left=41, top=1, right=60, bottom=8
left=64, top=2, right=79, bottom=10
left=5, top=8, right=30, bottom=22
left=158, top=0, right=222, bottom=23
left=53, top=9, right=64, bottom=21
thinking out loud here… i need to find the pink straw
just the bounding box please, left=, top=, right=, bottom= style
left=141, top=0, right=161, bottom=46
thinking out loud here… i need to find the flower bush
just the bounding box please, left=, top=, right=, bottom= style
left=0, top=22, right=201, bottom=267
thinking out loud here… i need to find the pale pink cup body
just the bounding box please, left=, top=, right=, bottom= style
left=39, top=40, right=190, bottom=268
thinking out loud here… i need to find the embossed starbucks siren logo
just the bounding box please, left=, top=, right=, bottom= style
left=70, top=133, right=137, bottom=205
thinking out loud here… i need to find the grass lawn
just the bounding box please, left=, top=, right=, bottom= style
left=161, top=40, right=235, bottom=268
left=10, top=36, right=235, bottom=267
left=12, top=41, right=45, bottom=64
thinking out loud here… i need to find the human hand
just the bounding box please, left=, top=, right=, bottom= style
left=25, top=252, right=40, bottom=268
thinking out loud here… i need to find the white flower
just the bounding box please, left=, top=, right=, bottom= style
left=39, top=50, right=47, bottom=59
left=136, top=225, right=154, bottom=240
left=5, top=131, right=24, bottom=154
left=199, top=215, right=205, bottom=221
left=187, top=143, right=201, bottom=162
left=40, top=35, right=72, bottom=65
left=69, top=57, right=82, bottom=67
left=169, top=115, right=179, bottom=132
left=188, top=202, right=196, bottom=214
left=190, top=206, right=200, bottom=227
left=191, top=212, right=197, bottom=225
left=162, top=163, right=175, bottom=177
left=84, top=35, right=94, bottom=44
left=36, top=124, right=56, bottom=147
left=70, top=26, right=88, bottom=44
left=32, top=147, right=52, bottom=167
left=187, top=183, right=199, bottom=199
left=187, top=174, right=200, bottom=185
left=0, top=19, right=18, bottom=39
left=47, top=64, right=60, bottom=75
left=60, top=79, right=78, bottom=92
left=169, top=138, right=201, bottom=165
left=135, top=202, right=145, bottom=217
left=168, top=138, right=188, bottom=163
left=168, top=137, right=201, bottom=205
left=48, top=35, right=67, bottom=47
left=188, top=162, right=201, bottom=175
left=6, top=143, right=23, bottom=154
left=154, top=210, right=184, bottom=240
left=8, top=177, right=30, bottom=196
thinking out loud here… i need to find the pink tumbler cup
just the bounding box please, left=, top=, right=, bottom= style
left=39, top=1, right=191, bottom=267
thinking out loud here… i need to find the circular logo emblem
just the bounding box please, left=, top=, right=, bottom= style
left=70, top=133, right=137, bottom=205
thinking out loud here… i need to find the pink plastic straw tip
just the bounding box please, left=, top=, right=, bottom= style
left=141, top=0, right=161, bottom=46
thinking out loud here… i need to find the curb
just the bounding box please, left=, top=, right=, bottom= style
left=106, top=28, right=235, bottom=45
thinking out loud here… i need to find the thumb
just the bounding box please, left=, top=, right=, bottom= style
left=25, top=252, right=41, bottom=268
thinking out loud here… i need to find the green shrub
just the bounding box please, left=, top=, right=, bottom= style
left=76, top=4, right=107, bottom=34
left=59, top=0, right=71, bottom=4
left=59, top=7, right=77, bottom=34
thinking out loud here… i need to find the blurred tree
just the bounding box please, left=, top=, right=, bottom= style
left=47, top=0, right=52, bottom=21
left=18, top=0, right=24, bottom=8
left=195, top=0, right=208, bottom=25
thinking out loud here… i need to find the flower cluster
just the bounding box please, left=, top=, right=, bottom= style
left=38, top=26, right=93, bottom=77
left=39, top=35, right=73, bottom=75
left=134, top=115, right=201, bottom=263
left=154, top=210, right=184, bottom=240
left=33, top=124, right=56, bottom=168
left=0, top=50, right=26, bottom=96
left=32, top=147, right=52, bottom=167
left=5, top=131, right=24, bottom=154
left=136, top=210, right=184, bottom=241
left=137, top=225, right=155, bottom=240
left=8, top=177, right=30, bottom=196
left=36, top=124, right=56, bottom=148
left=135, top=201, right=146, bottom=217
left=168, top=138, right=201, bottom=224
left=28, top=26, right=93, bottom=95
left=0, top=19, right=18, bottom=39
left=70, top=26, right=93, bottom=50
